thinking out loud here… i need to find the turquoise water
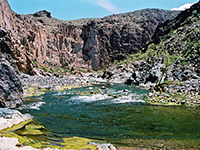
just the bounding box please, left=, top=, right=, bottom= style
left=19, top=83, right=200, bottom=146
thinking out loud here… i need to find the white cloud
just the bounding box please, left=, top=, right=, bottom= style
left=171, top=3, right=194, bottom=11
left=95, top=0, right=118, bottom=12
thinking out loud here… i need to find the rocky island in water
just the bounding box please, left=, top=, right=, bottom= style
left=0, top=0, right=200, bottom=149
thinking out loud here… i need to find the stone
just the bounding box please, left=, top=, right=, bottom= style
left=0, top=28, right=8, bottom=38
left=88, top=142, right=117, bottom=150
left=0, top=136, right=59, bottom=150
left=131, top=71, right=141, bottom=85
left=145, top=64, right=164, bottom=84
left=181, top=101, right=186, bottom=105
left=186, top=101, right=190, bottom=105
left=0, top=108, right=33, bottom=130
left=124, top=77, right=134, bottom=85
left=102, top=71, right=114, bottom=79
left=97, top=144, right=117, bottom=150
left=88, top=87, right=93, bottom=90
left=163, top=94, right=170, bottom=98
left=101, top=86, right=106, bottom=89
left=123, top=89, right=128, bottom=92
left=112, top=95, right=118, bottom=98
left=148, top=92, right=154, bottom=97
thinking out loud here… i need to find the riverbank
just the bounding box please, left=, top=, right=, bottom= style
left=21, top=72, right=200, bottom=108
left=1, top=74, right=200, bottom=150
left=0, top=108, right=117, bottom=150
left=0, top=97, right=117, bottom=150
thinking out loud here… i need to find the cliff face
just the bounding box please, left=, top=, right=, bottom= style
left=0, top=28, right=23, bottom=108
left=85, top=9, right=179, bottom=68
left=0, top=0, right=14, bottom=30
left=0, top=0, right=180, bottom=74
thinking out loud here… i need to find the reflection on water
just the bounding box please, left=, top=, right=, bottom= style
left=19, top=83, right=200, bottom=146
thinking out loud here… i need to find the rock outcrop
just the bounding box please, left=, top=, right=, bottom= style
left=0, top=28, right=23, bottom=108
left=0, top=57, right=23, bottom=107
left=0, top=0, right=179, bottom=74
left=115, top=1, right=200, bottom=94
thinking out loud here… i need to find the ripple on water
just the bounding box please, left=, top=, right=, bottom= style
left=17, top=83, right=200, bottom=148
left=111, top=93, right=146, bottom=104
left=68, top=94, right=112, bottom=103
left=18, top=102, right=46, bottom=110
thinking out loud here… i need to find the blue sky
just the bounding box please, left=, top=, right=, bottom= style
left=8, top=0, right=198, bottom=20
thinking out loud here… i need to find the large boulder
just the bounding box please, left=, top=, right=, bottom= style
left=0, top=108, right=32, bottom=130
left=125, top=63, right=165, bottom=86
left=0, top=57, right=23, bottom=108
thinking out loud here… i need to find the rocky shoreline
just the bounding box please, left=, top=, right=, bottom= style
left=0, top=74, right=118, bottom=150
left=0, top=72, right=200, bottom=150
left=0, top=107, right=117, bottom=150
left=20, top=73, right=90, bottom=88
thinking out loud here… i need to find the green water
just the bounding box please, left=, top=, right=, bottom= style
left=19, top=83, right=200, bottom=147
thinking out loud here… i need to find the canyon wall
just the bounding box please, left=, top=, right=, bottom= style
left=0, top=0, right=180, bottom=74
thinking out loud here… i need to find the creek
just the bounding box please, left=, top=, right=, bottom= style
left=18, top=82, right=200, bottom=147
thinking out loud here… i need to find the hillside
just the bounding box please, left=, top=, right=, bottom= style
left=0, top=0, right=179, bottom=75
left=103, top=1, right=200, bottom=106
left=131, top=1, right=200, bottom=90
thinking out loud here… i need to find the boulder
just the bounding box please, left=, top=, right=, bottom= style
left=102, top=71, right=114, bottom=79
left=0, top=108, right=32, bottom=130
left=145, top=64, right=164, bottom=84
left=89, top=142, right=117, bottom=150
left=0, top=136, right=59, bottom=150
left=125, top=64, right=165, bottom=86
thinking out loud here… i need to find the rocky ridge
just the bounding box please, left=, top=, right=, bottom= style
left=0, top=0, right=179, bottom=74
left=103, top=2, right=200, bottom=105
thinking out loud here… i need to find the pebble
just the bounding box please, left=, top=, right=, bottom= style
left=148, top=92, right=154, bottom=97
left=88, top=87, right=93, bottom=90
left=101, top=86, right=106, bottom=89
left=88, top=142, right=117, bottom=150
left=20, top=75, right=90, bottom=89
left=112, top=95, right=118, bottom=98
left=181, top=101, right=186, bottom=105
left=123, top=89, right=128, bottom=92
left=163, top=94, right=170, bottom=98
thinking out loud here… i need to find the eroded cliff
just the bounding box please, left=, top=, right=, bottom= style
left=0, top=0, right=179, bottom=74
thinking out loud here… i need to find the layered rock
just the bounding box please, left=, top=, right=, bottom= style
left=0, top=0, right=179, bottom=74
left=0, top=28, right=23, bottom=108
left=0, top=57, right=23, bottom=107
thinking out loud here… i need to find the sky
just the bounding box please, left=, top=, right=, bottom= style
left=8, top=0, right=199, bottom=20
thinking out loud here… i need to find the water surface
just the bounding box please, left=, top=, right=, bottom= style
left=19, top=83, right=200, bottom=146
